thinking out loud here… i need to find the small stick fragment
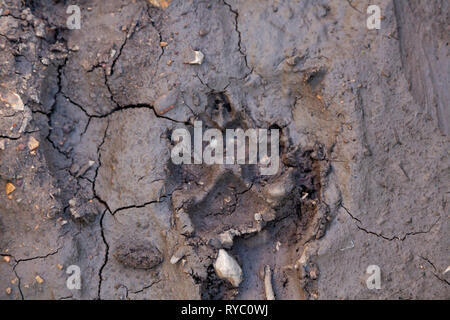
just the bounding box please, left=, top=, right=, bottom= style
left=264, top=265, right=275, bottom=300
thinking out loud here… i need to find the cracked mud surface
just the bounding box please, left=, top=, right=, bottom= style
left=0, top=0, right=449, bottom=300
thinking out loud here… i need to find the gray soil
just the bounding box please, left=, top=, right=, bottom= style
left=0, top=0, right=448, bottom=300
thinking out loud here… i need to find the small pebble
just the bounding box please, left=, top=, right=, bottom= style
left=198, top=29, right=209, bottom=37
left=5, top=182, right=16, bottom=195
left=186, top=50, right=204, bottom=65
left=35, top=275, right=44, bottom=284
left=28, top=136, right=39, bottom=151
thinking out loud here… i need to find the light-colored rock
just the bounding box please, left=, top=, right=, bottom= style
left=219, top=229, right=240, bottom=248
left=35, top=275, right=44, bottom=284
left=186, top=50, right=204, bottom=65
left=213, top=249, right=243, bottom=287
left=28, top=136, right=39, bottom=151
left=170, top=246, right=187, bottom=264
left=1, top=91, right=24, bottom=111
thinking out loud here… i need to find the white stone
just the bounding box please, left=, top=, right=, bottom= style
left=444, top=266, right=450, bottom=274
left=213, top=249, right=243, bottom=287
left=10, top=92, right=24, bottom=111
left=187, top=50, right=204, bottom=65
left=170, top=246, right=186, bottom=265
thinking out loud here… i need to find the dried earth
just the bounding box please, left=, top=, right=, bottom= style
left=0, top=0, right=448, bottom=299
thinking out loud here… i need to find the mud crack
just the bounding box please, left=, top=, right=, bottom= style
left=341, top=204, right=440, bottom=241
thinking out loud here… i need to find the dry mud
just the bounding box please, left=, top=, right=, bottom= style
left=0, top=0, right=448, bottom=300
